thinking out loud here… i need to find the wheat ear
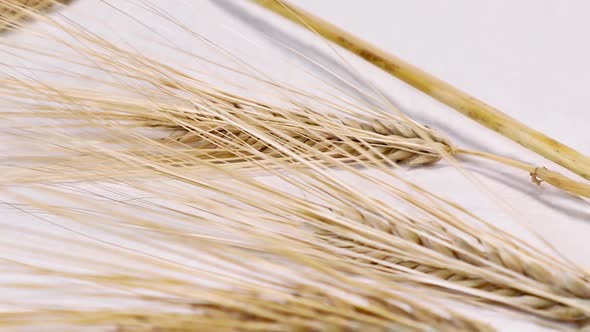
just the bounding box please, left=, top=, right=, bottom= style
left=1, top=4, right=588, bottom=197
left=316, top=212, right=588, bottom=321
left=3, top=79, right=590, bottom=198
left=0, top=189, right=494, bottom=332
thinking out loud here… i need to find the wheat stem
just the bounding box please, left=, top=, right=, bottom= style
left=457, top=149, right=590, bottom=198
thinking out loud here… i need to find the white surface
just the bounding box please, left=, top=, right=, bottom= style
left=3, top=1, right=590, bottom=331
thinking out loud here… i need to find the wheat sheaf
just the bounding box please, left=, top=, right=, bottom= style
left=1, top=1, right=590, bottom=331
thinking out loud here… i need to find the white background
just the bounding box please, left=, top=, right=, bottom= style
left=5, top=1, right=590, bottom=331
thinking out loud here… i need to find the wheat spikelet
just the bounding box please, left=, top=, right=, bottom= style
left=4, top=294, right=486, bottom=332
left=3, top=77, right=589, bottom=199
left=290, top=198, right=590, bottom=321
left=0, top=80, right=450, bottom=168
left=318, top=228, right=586, bottom=320
left=164, top=99, right=450, bottom=167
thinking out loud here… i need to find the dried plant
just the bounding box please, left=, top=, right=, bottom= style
left=0, top=1, right=589, bottom=330
left=5, top=109, right=590, bottom=324
left=0, top=183, right=494, bottom=332
left=0, top=0, right=62, bottom=31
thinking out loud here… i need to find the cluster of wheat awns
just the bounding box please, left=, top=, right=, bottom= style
left=0, top=0, right=58, bottom=30
left=0, top=1, right=589, bottom=331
